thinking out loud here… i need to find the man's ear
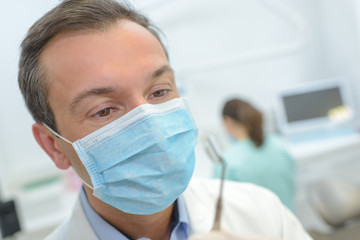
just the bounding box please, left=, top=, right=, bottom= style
left=32, top=123, right=71, bottom=170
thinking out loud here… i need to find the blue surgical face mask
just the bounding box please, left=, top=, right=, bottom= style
left=45, top=98, right=198, bottom=215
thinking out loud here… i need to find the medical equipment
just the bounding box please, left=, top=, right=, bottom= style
left=275, top=77, right=357, bottom=142
left=188, top=134, right=279, bottom=240
left=0, top=200, right=21, bottom=238
left=310, top=179, right=360, bottom=227
left=202, top=134, right=226, bottom=231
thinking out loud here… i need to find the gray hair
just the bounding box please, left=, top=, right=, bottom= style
left=18, top=0, right=168, bottom=131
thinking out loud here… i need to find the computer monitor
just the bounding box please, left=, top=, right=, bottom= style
left=275, top=78, right=357, bottom=140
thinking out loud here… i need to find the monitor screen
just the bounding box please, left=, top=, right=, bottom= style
left=276, top=78, right=356, bottom=138
left=283, top=87, right=343, bottom=123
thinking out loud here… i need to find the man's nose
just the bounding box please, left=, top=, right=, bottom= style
left=127, top=96, right=148, bottom=112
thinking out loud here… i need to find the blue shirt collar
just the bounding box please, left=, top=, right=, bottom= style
left=79, top=187, right=190, bottom=240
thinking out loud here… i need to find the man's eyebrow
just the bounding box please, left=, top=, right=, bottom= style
left=152, top=65, right=174, bottom=79
left=68, top=66, right=173, bottom=112
left=69, top=87, right=114, bottom=112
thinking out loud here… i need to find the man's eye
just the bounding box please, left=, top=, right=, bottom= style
left=94, top=108, right=113, bottom=118
left=152, top=89, right=168, bottom=98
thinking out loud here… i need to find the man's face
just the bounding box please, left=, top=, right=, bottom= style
left=39, top=20, right=179, bottom=178
left=42, top=20, right=179, bottom=141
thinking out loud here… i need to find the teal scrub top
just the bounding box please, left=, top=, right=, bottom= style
left=214, top=135, right=295, bottom=212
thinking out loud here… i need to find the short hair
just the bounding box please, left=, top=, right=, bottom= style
left=18, top=0, right=168, bottom=131
left=222, top=98, right=264, bottom=147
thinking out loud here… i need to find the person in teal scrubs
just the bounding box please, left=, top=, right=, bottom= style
left=214, top=98, right=295, bottom=212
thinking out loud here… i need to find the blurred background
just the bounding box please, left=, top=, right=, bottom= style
left=1, top=0, right=360, bottom=239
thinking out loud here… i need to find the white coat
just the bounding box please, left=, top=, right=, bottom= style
left=45, top=178, right=312, bottom=240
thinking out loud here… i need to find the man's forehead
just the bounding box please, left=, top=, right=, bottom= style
left=39, top=20, right=171, bottom=113
left=39, top=20, right=166, bottom=87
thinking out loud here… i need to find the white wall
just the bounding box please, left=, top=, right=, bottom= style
left=0, top=0, right=359, bottom=196
left=0, top=1, right=62, bottom=199
left=316, top=0, right=360, bottom=110
left=134, top=0, right=360, bottom=177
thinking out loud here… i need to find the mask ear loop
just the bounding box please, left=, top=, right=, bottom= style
left=43, top=123, right=73, bottom=144
left=42, top=123, right=95, bottom=190
left=78, top=177, right=94, bottom=190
